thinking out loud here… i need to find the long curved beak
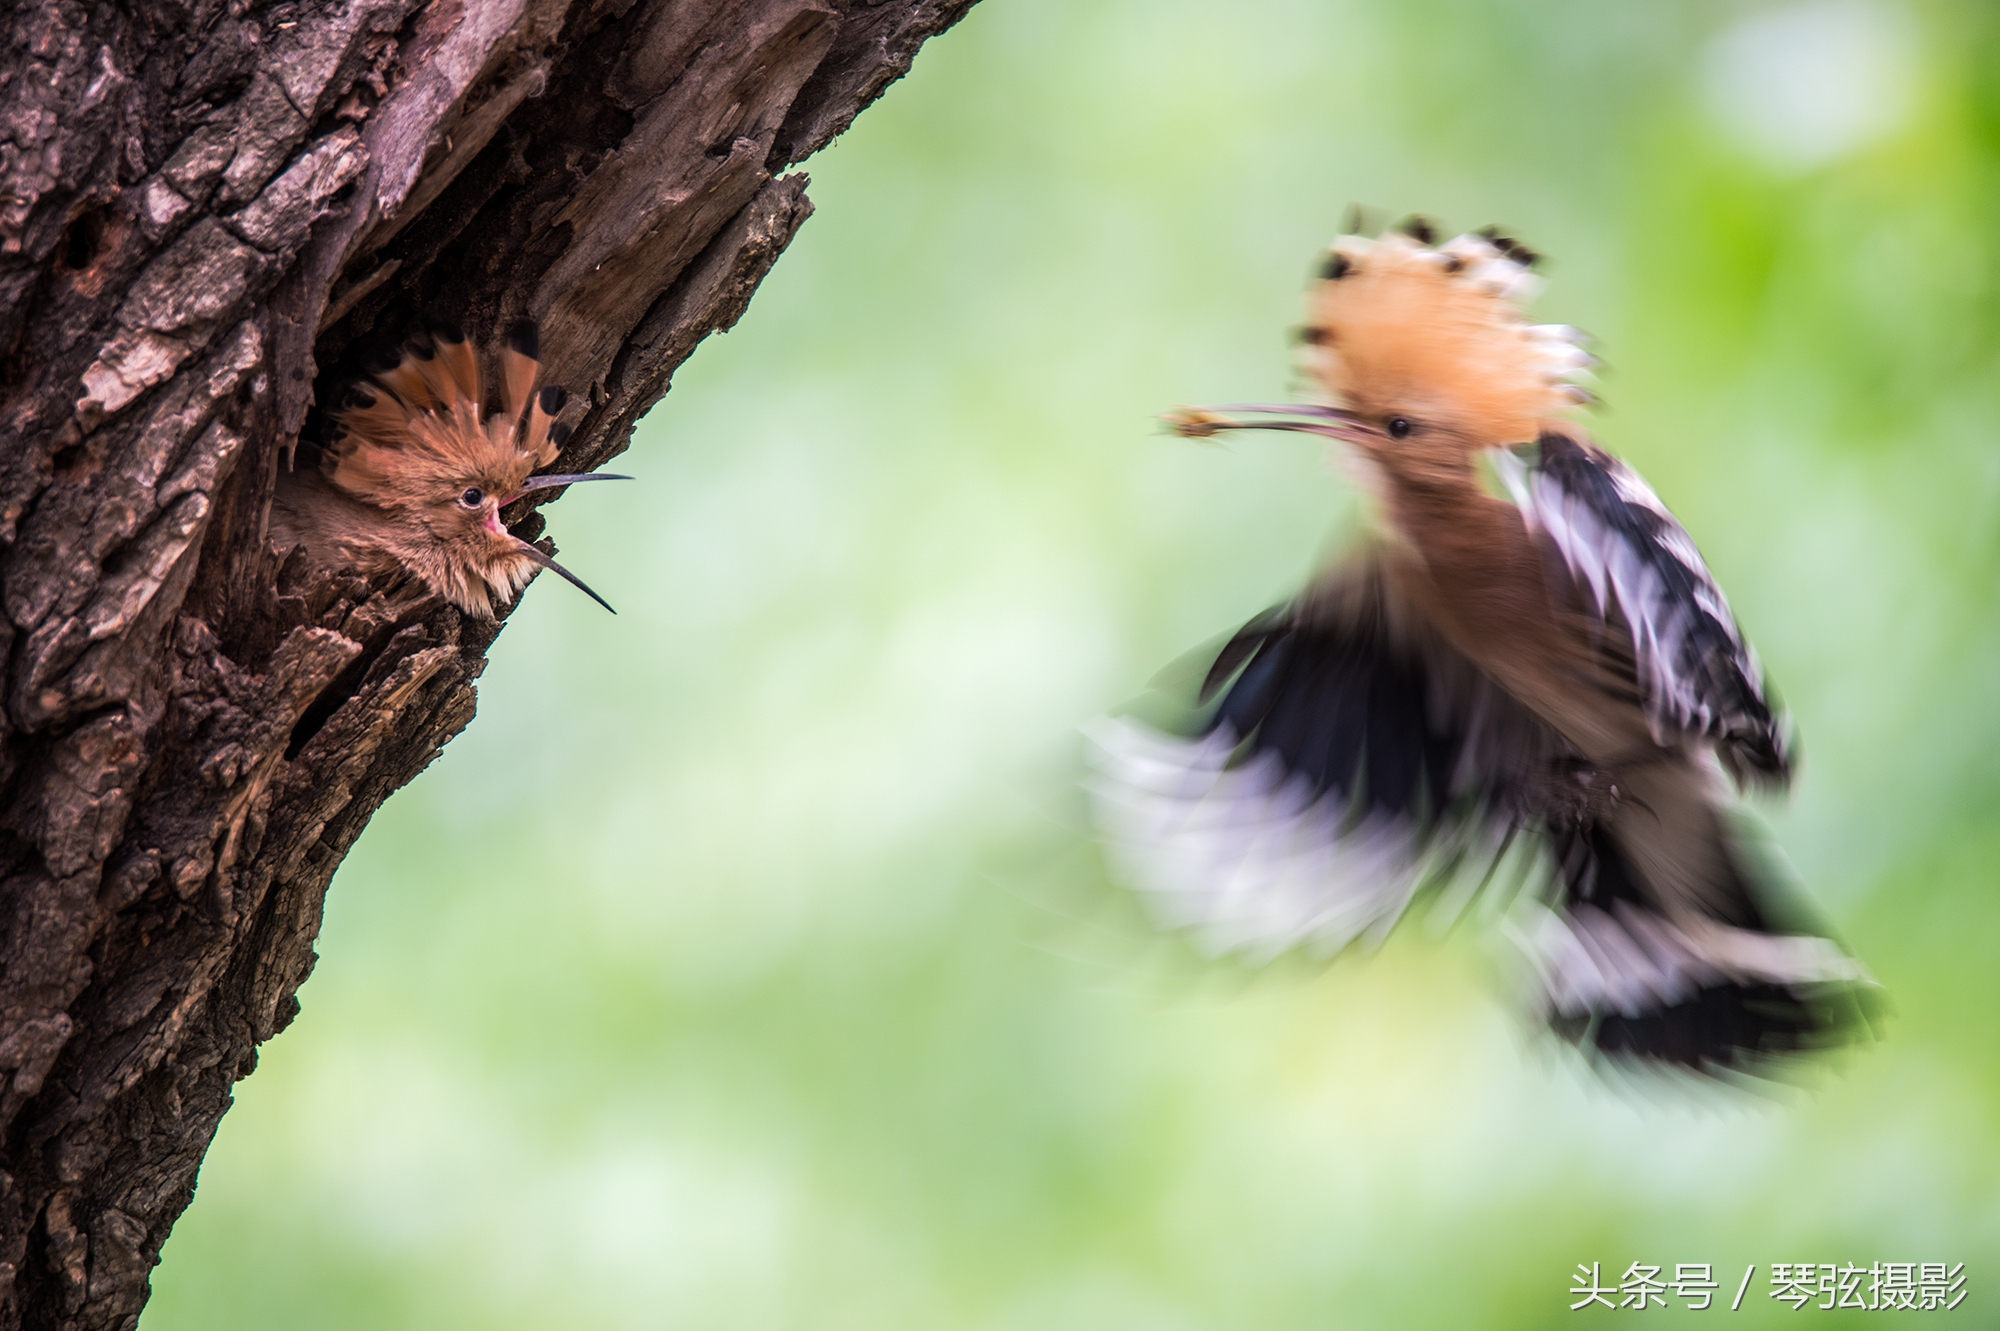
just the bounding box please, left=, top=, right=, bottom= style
left=1162, top=403, right=1372, bottom=446
left=505, top=472, right=635, bottom=503
left=512, top=538, right=616, bottom=614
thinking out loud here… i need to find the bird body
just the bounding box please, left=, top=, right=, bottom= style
left=272, top=321, right=625, bottom=617
left=1091, top=223, right=1874, bottom=1074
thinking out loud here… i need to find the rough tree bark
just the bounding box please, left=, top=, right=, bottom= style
left=0, top=0, right=975, bottom=1324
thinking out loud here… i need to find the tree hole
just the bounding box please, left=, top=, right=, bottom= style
left=62, top=208, right=106, bottom=271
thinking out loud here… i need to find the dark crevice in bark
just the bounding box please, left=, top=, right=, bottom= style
left=0, top=0, right=979, bottom=1326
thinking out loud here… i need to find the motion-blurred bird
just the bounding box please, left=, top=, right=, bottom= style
left=1086, top=219, right=1877, bottom=1076
left=273, top=320, right=626, bottom=617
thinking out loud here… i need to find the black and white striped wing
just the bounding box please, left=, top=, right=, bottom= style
left=1085, top=550, right=1563, bottom=959
left=1501, top=432, right=1791, bottom=787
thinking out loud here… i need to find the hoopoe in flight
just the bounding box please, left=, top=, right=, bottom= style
left=1088, top=218, right=1877, bottom=1076
left=273, top=320, right=627, bottom=617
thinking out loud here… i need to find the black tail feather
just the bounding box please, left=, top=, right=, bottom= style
left=1542, top=822, right=1879, bottom=1076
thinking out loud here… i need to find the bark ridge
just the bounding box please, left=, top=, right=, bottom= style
left=0, top=0, right=975, bottom=1325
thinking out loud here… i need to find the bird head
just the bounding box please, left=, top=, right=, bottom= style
left=326, top=321, right=627, bottom=617
left=1165, top=219, right=1595, bottom=464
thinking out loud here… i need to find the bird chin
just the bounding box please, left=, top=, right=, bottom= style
left=1332, top=445, right=1391, bottom=505
left=484, top=548, right=540, bottom=605
left=441, top=547, right=534, bottom=616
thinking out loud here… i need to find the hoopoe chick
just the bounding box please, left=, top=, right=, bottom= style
left=273, top=321, right=627, bottom=617
left=1088, top=218, right=1878, bottom=1078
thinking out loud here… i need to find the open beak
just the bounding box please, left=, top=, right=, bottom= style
left=503, top=472, right=635, bottom=504
left=511, top=538, right=616, bottom=614
left=1162, top=403, right=1374, bottom=446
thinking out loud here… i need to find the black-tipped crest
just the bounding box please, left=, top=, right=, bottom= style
left=499, top=319, right=540, bottom=423
left=1299, top=224, right=1591, bottom=441
left=429, top=317, right=467, bottom=346
left=548, top=422, right=573, bottom=449
left=1476, top=225, right=1541, bottom=268
left=1320, top=252, right=1352, bottom=282
left=538, top=385, right=568, bottom=415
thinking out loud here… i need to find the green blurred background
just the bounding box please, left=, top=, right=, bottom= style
left=146, top=0, right=2000, bottom=1325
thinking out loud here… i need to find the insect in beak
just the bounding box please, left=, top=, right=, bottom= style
left=1162, top=403, right=1375, bottom=447
left=510, top=538, right=618, bottom=614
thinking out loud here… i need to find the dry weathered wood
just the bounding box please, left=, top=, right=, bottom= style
left=0, top=0, right=975, bottom=1325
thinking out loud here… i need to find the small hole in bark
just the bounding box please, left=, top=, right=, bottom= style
left=197, top=69, right=254, bottom=107
left=705, top=141, right=734, bottom=160
left=62, top=208, right=106, bottom=270
left=52, top=444, right=84, bottom=471
left=286, top=654, right=373, bottom=759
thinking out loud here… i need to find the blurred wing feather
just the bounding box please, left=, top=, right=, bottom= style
left=1087, top=548, right=1564, bottom=959
left=1498, top=432, right=1790, bottom=786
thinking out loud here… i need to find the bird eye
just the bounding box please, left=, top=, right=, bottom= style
left=1386, top=417, right=1413, bottom=439
left=459, top=487, right=484, bottom=507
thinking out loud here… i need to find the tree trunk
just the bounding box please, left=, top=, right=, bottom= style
left=0, top=0, right=974, bottom=1324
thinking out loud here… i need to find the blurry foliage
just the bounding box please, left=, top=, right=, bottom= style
left=148, top=0, right=1999, bottom=1326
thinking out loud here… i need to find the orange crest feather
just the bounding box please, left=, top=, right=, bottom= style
left=326, top=328, right=564, bottom=508
left=1303, top=229, right=1594, bottom=445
